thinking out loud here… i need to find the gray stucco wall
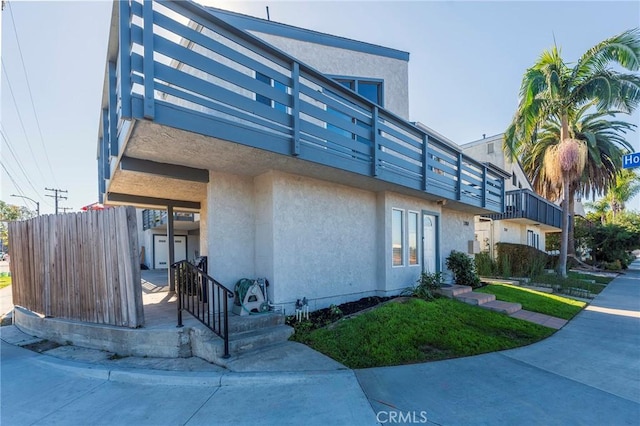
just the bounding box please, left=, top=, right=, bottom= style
left=207, top=171, right=256, bottom=286
left=204, top=170, right=474, bottom=313
left=270, top=172, right=378, bottom=312
left=440, top=209, right=477, bottom=283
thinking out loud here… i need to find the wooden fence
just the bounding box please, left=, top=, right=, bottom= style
left=8, top=206, right=144, bottom=328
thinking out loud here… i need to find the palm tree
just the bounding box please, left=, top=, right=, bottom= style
left=584, top=198, right=610, bottom=224
left=520, top=104, right=635, bottom=254
left=504, top=28, right=640, bottom=277
left=607, top=169, right=640, bottom=220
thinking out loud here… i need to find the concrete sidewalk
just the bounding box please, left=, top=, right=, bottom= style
left=356, top=259, right=640, bottom=424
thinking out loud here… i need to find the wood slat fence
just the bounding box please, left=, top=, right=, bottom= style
left=7, top=206, right=144, bottom=328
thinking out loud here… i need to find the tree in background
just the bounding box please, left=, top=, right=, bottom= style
left=504, top=29, right=640, bottom=277
left=521, top=105, right=635, bottom=255
left=0, top=200, right=36, bottom=252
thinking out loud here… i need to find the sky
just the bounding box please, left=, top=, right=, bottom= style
left=1, top=0, right=639, bottom=215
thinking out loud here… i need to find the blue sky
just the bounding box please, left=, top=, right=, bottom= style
left=1, top=0, right=639, bottom=215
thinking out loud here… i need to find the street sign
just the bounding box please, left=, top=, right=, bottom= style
left=623, top=152, right=640, bottom=169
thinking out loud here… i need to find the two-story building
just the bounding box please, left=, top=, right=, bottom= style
left=97, top=0, right=508, bottom=313
left=461, top=134, right=562, bottom=258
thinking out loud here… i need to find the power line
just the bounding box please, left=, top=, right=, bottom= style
left=45, top=188, right=68, bottom=215
left=1, top=60, right=49, bottom=186
left=0, top=128, right=48, bottom=203
left=6, top=1, right=59, bottom=187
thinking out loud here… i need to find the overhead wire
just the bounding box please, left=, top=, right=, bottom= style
left=6, top=0, right=60, bottom=187
left=0, top=127, right=52, bottom=206
left=1, top=60, right=49, bottom=187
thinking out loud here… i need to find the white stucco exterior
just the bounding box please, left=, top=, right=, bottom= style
left=200, top=169, right=477, bottom=312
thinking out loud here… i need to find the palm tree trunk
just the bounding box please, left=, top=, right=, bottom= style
left=558, top=177, right=570, bottom=277
left=557, top=115, right=570, bottom=278
left=567, top=188, right=576, bottom=257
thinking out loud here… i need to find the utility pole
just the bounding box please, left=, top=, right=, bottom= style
left=45, top=188, right=68, bottom=215
left=60, top=207, right=73, bottom=214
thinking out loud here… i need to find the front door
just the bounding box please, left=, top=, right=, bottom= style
left=423, top=214, right=437, bottom=272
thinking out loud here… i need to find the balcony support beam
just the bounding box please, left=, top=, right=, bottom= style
left=422, top=134, right=429, bottom=191
left=107, top=193, right=201, bottom=210
left=372, top=106, right=379, bottom=177
left=119, top=157, right=209, bottom=183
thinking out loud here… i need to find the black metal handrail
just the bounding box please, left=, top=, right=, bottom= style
left=171, top=260, right=233, bottom=358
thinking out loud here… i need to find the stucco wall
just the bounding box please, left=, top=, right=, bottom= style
left=440, top=209, right=477, bottom=283
left=270, top=172, right=378, bottom=311
left=252, top=32, right=410, bottom=120
left=378, top=192, right=442, bottom=291
left=207, top=171, right=256, bottom=286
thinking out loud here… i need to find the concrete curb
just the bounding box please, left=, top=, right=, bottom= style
left=30, top=348, right=354, bottom=387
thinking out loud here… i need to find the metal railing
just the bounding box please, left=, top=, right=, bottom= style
left=483, top=189, right=562, bottom=228
left=100, top=0, right=506, bottom=213
left=171, top=260, right=233, bottom=358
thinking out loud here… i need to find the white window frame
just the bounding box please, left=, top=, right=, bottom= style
left=392, top=208, right=405, bottom=267
left=408, top=210, right=420, bottom=266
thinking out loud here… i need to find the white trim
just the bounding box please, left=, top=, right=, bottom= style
left=391, top=207, right=405, bottom=267
left=408, top=210, right=420, bottom=266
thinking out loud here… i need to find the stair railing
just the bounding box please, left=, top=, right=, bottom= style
left=171, top=260, right=233, bottom=358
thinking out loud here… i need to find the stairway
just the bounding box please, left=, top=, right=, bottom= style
left=438, top=285, right=522, bottom=314
left=190, top=313, right=293, bottom=367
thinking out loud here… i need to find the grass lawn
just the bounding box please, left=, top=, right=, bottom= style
left=0, top=276, right=10, bottom=290
left=568, top=271, right=615, bottom=285
left=292, top=297, right=555, bottom=368
left=476, top=283, right=586, bottom=320
left=532, top=274, right=608, bottom=295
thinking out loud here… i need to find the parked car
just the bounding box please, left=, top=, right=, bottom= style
left=0, top=252, right=5, bottom=261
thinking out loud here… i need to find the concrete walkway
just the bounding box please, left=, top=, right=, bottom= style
left=1, top=262, right=639, bottom=424
left=356, top=259, right=640, bottom=424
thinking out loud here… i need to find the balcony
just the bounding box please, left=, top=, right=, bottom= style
left=483, top=189, right=562, bottom=230
left=141, top=209, right=196, bottom=231
left=98, top=0, right=506, bottom=213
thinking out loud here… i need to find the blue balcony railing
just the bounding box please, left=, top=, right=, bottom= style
left=142, top=209, right=195, bottom=231
left=99, top=0, right=506, bottom=212
left=483, top=189, right=562, bottom=229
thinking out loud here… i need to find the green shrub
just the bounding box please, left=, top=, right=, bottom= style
left=496, top=243, right=549, bottom=277
left=446, top=250, right=481, bottom=288
left=474, top=252, right=496, bottom=276
left=403, top=271, right=445, bottom=301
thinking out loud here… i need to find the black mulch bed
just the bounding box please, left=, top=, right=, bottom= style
left=286, top=296, right=393, bottom=330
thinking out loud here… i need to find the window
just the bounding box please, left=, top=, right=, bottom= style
left=408, top=211, right=419, bottom=265
left=487, top=142, right=494, bottom=154
left=512, top=172, right=517, bottom=186
left=255, top=72, right=287, bottom=112
left=333, top=77, right=383, bottom=105
left=527, top=230, right=540, bottom=249
left=392, top=209, right=404, bottom=266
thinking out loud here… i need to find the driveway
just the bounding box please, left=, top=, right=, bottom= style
left=356, top=260, right=640, bottom=425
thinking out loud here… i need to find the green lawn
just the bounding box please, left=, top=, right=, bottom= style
left=0, top=276, right=10, bottom=290
left=531, top=274, right=608, bottom=295
left=567, top=271, right=614, bottom=285
left=476, top=283, right=586, bottom=319
left=292, top=297, right=554, bottom=368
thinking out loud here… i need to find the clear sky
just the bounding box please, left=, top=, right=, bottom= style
left=1, top=0, right=639, bottom=215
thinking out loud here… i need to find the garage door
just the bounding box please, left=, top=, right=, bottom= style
left=153, top=235, right=187, bottom=269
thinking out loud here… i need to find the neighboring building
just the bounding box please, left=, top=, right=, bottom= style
left=97, top=0, right=508, bottom=312
left=461, top=134, right=562, bottom=257
left=137, top=209, right=200, bottom=269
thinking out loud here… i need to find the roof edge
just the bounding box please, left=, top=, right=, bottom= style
left=203, top=6, right=410, bottom=62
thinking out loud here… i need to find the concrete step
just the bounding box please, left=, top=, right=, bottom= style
left=455, top=292, right=496, bottom=305
left=191, top=324, right=294, bottom=367
left=480, top=300, right=522, bottom=314
left=227, top=312, right=285, bottom=334
left=438, top=285, right=473, bottom=298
